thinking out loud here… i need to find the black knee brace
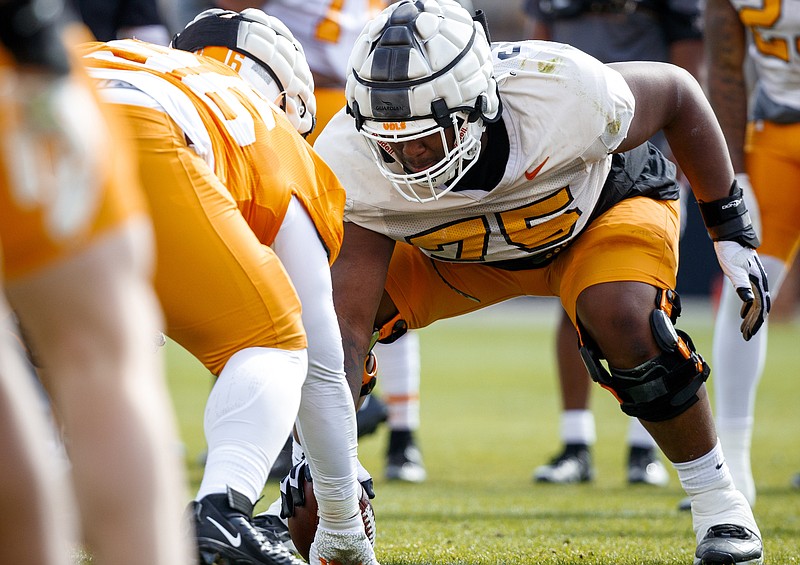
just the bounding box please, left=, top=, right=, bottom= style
left=579, top=289, right=710, bottom=422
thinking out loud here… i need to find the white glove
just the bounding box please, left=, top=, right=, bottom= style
left=714, top=240, right=771, bottom=340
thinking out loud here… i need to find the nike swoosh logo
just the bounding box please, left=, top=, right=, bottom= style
left=524, top=156, right=550, bottom=180
left=715, top=460, right=725, bottom=470
left=207, top=516, right=242, bottom=547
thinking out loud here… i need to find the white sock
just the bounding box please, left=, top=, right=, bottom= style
left=197, top=347, right=306, bottom=504
left=716, top=418, right=755, bottom=506
left=561, top=409, right=596, bottom=446
left=374, top=331, right=421, bottom=431
left=674, top=440, right=731, bottom=495
left=674, top=441, right=759, bottom=543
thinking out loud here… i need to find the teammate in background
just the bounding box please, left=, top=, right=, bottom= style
left=523, top=0, right=704, bottom=487
left=705, top=0, right=800, bottom=504
left=72, top=0, right=171, bottom=44
left=82, top=9, right=377, bottom=565
left=0, top=1, right=194, bottom=563
left=318, top=1, right=770, bottom=563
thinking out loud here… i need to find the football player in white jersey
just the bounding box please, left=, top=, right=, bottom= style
left=315, top=1, right=770, bottom=563
left=706, top=0, right=800, bottom=504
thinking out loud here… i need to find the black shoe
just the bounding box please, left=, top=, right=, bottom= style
left=533, top=444, right=594, bottom=483
left=385, top=430, right=426, bottom=483
left=694, top=524, right=763, bottom=564
left=267, top=436, right=293, bottom=482
left=627, top=446, right=669, bottom=486
left=190, top=486, right=305, bottom=565
left=357, top=395, right=388, bottom=437
left=252, top=512, right=297, bottom=554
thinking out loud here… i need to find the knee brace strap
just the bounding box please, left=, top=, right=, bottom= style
left=373, top=313, right=408, bottom=345
left=360, top=314, right=409, bottom=398
left=606, top=329, right=709, bottom=421
left=578, top=290, right=709, bottom=422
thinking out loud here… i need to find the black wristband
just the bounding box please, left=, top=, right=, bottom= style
left=697, top=179, right=760, bottom=249
left=0, top=0, right=70, bottom=74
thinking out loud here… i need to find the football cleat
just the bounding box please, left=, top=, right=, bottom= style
left=627, top=446, right=669, bottom=486
left=252, top=512, right=297, bottom=555
left=190, top=486, right=306, bottom=565
left=533, top=444, right=594, bottom=483
left=385, top=430, right=426, bottom=483
left=308, top=528, right=380, bottom=565
left=691, top=486, right=762, bottom=564
left=694, top=524, right=763, bottom=565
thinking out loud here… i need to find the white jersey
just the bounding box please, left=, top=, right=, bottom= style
left=315, top=40, right=635, bottom=264
left=733, top=0, right=800, bottom=117
left=263, top=0, right=385, bottom=83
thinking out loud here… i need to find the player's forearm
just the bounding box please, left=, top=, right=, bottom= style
left=615, top=61, right=735, bottom=202
left=331, top=223, right=396, bottom=405
left=704, top=0, right=748, bottom=174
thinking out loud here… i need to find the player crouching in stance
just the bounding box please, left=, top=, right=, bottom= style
left=315, top=1, right=769, bottom=564
left=81, top=8, right=378, bottom=565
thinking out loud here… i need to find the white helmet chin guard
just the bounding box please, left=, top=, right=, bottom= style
left=346, top=0, right=501, bottom=203
left=171, top=8, right=316, bottom=137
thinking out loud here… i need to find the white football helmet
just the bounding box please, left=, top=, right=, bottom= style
left=346, top=0, right=501, bottom=203
left=171, top=8, right=316, bottom=137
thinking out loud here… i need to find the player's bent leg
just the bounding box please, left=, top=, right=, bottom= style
left=6, top=221, right=195, bottom=565
left=575, top=283, right=762, bottom=564
left=0, top=308, right=74, bottom=564
left=194, top=346, right=307, bottom=565
left=199, top=347, right=306, bottom=502
left=535, top=313, right=597, bottom=484
left=375, top=331, right=426, bottom=483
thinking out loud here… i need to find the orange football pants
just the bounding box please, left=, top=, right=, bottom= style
left=384, top=197, right=681, bottom=329
left=746, top=119, right=800, bottom=265
left=117, top=104, right=306, bottom=376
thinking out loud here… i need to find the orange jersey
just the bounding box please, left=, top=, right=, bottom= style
left=79, top=40, right=347, bottom=373
left=0, top=37, right=146, bottom=281
left=81, top=39, right=345, bottom=262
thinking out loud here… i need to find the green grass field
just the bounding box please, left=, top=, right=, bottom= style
left=166, top=297, right=800, bottom=564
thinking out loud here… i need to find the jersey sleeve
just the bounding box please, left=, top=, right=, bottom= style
left=493, top=40, right=635, bottom=166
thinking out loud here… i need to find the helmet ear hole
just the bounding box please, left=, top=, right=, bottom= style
left=172, top=8, right=317, bottom=136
